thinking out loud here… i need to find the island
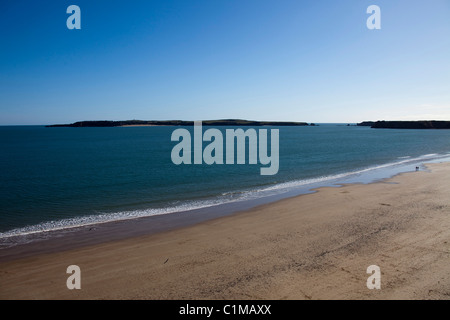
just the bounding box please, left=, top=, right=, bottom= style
left=357, top=120, right=450, bottom=129
left=46, top=119, right=311, bottom=127
left=356, top=121, right=376, bottom=127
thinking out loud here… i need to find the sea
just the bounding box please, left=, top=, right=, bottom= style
left=1, top=124, right=450, bottom=247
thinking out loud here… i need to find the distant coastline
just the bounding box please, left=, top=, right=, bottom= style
left=357, top=120, right=450, bottom=129
left=46, top=119, right=312, bottom=127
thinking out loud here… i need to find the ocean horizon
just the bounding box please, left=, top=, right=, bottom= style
left=1, top=124, right=450, bottom=245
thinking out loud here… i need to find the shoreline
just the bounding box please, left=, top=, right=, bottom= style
left=0, top=155, right=448, bottom=262
left=1, top=161, right=450, bottom=299
left=0, top=155, right=445, bottom=262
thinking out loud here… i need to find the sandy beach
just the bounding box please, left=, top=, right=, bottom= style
left=119, top=124, right=162, bottom=127
left=1, top=162, right=449, bottom=300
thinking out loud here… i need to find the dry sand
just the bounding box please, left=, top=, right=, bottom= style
left=120, top=124, right=162, bottom=127
left=1, top=162, right=450, bottom=300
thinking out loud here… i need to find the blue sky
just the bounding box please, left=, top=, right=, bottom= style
left=1, top=0, right=449, bottom=125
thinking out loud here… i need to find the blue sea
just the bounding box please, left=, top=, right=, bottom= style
left=1, top=124, right=450, bottom=243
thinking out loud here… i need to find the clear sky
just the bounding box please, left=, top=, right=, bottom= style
left=1, top=0, right=449, bottom=125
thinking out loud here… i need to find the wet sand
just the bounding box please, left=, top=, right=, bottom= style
left=1, top=162, right=449, bottom=299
